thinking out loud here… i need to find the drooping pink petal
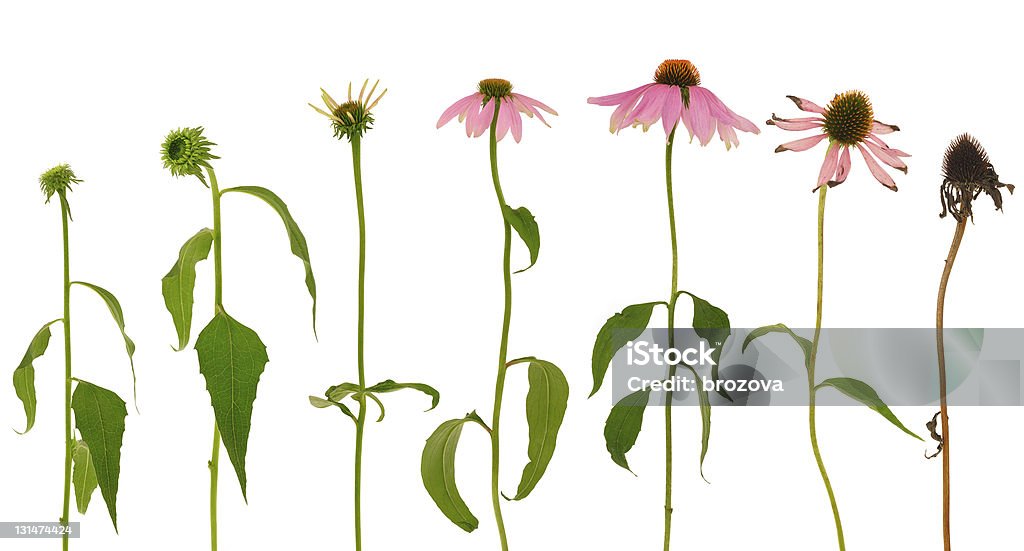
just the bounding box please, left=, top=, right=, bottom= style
left=661, top=85, right=683, bottom=139
left=686, top=87, right=715, bottom=146
left=626, top=85, right=668, bottom=132
left=718, top=120, right=739, bottom=150
left=437, top=93, right=479, bottom=128
left=587, top=83, right=654, bottom=106
left=513, top=93, right=556, bottom=127
left=856, top=143, right=897, bottom=190
left=696, top=86, right=760, bottom=135
left=471, top=97, right=496, bottom=138
left=767, top=114, right=824, bottom=131
left=866, top=134, right=912, bottom=157
left=862, top=139, right=908, bottom=173
left=510, top=99, right=524, bottom=143
left=815, top=144, right=841, bottom=190
left=831, top=146, right=852, bottom=186
left=775, top=133, right=828, bottom=153
left=494, top=98, right=514, bottom=142
left=602, top=84, right=654, bottom=133
left=463, top=96, right=483, bottom=137
left=787, top=95, right=826, bottom=114
left=872, top=120, right=900, bottom=134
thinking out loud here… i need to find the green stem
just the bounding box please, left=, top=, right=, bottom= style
left=487, top=99, right=511, bottom=551
left=208, top=167, right=224, bottom=551
left=662, top=127, right=678, bottom=551
left=351, top=133, right=367, bottom=551
left=808, top=183, right=844, bottom=551
left=59, top=194, right=72, bottom=551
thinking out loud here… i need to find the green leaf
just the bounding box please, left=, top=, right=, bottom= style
left=12, top=319, right=61, bottom=434
left=678, top=291, right=732, bottom=401
left=816, top=377, right=923, bottom=441
left=502, top=205, right=540, bottom=273
left=161, top=228, right=214, bottom=351
left=308, top=395, right=357, bottom=423
left=72, top=282, right=138, bottom=409
left=591, top=302, right=663, bottom=397
left=72, top=440, right=99, bottom=514
left=691, top=367, right=712, bottom=482
left=421, top=411, right=488, bottom=532
left=326, top=382, right=362, bottom=402
left=367, top=379, right=440, bottom=411
left=71, top=380, right=127, bottom=531
left=604, top=389, right=651, bottom=472
left=510, top=359, right=569, bottom=500
left=195, top=310, right=269, bottom=500
left=221, top=186, right=317, bottom=335
left=742, top=323, right=813, bottom=371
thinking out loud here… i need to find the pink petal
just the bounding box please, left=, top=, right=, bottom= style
left=472, top=98, right=496, bottom=138
left=696, top=86, right=760, bottom=135
left=815, top=143, right=841, bottom=190
left=437, top=93, right=480, bottom=129
left=625, top=85, right=668, bottom=131
left=787, top=95, right=826, bottom=114
left=718, top=120, right=739, bottom=150
left=872, top=120, right=900, bottom=134
left=661, top=86, right=682, bottom=139
left=767, top=114, right=824, bottom=131
left=831, top=146, right=852, bottom=186
left=463, top=97, right=483, bottom=137
left=862, top=139, right=908, bottom=173
left=515, top=93, right=557, bottom=116
left=866, top=134, right=911, bottom=158
left=510, top=100, right=523, bottom=143
left=494, top=98, right=514, bottom=142
left=587, top=83, right=653, bottom=106
left=604, top=84, right=656, bottom=133
left=775, top=133, right=828, bottom=153
left=856, top=143, right=897, bottom=190
left=687, top=87, right=715, bottom=146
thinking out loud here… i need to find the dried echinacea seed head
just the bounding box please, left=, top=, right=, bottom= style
left=940, top=133, right=1013, bottom=222
left=161, top=127, right=218, bottom=185
left=39, top=164, right=82, bottom=202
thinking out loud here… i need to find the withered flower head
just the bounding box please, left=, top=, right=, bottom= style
left=940, top=134, right=1013, bottom=222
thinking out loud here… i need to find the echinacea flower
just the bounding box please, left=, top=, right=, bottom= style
left=940, top=133, right=1013, bottom=222
left=436, top=78, right=557, bottom=142
left=310, top=79, right=387, bottom=141
left=770, top=91, right=910, bottom=191
left=587, top=59, right=759, bottom=148
left=39, top=163, right=82, bottom=202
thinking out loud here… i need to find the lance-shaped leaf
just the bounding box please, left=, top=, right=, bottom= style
left=367, top=379, right=440, bottom=411
left=161, top=228, right=214, bottom=351
left=678, top=290, right=732, bottom=401
left=421, top=411, right=489, bottom=532
left=12, top=319, right=61, bottom=434
left=72, top=440, right=99, bottom=514
left=195, top=310, right=269, bottom=500
left=71, top=380, right=127, bottom=531
left=742, top=323, right=813, bottom=371
left=72, top=282, right=137, bottom=407
left=221, top=186, right=317, bottom=334
left=509, top=359, right=569, bottom=500
left=591, top=302, right=663, bottom=397
left=816, top=377, right=923, bottom=440
left=604, top=389, right=651, bottom=472
left=691, top=366, right=712, bottom=482
left=502, top=205, right=540, bottom=273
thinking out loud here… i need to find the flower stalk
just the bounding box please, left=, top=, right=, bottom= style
left=60, top=192, right=72, bottom=551
left=207, top=164, right=223, bottom=551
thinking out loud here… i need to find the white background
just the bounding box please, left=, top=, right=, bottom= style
left=1, top=1, right=1022, bottom=549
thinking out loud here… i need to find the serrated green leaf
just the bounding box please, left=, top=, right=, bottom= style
left=510, top=359, right=568, bottom=500
left=13, top=319, right=61, bottom=434
left=72, top=282, right=137, bottom=409
left=72, top=440, right=98, bottom=514
left=367, top=379, right=440, bottom=411
left=604, top=389, right=651, bottom=472
left=221, top=186, right=317, bottom=335
left=161, top=228, right=214, bottom=351
left=195, top=310, right=269, bottom=500
left=678, top=291, right=732, bottom=401
left=71, top=380, right=127, bottom=531
left=591, top=302, right=663, bottom=397
left=421, top=412, right=488, bottom=532
left=502, top=205, right=540, bottom=273
left=742, top=323, right=813, bottom=371
left=816, top=377, right=922, bottom=440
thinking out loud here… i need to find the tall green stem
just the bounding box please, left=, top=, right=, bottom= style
left=487, top=100, right=512, bottom=551
left=936, top=218, right=965, bottom=551
left=351, top=133, right=368, bottom=551
left=662, top=126, right=678, bottom=551
left=59, top=194, right=72, bottom=551
left=208, top=167, right=224, bottom=551
left=807, top=183, right=844, bottom=550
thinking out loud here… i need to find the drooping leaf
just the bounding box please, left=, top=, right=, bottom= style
left=510, top=359, right=569, bottom=500
left=691, top=366, right=712, bottom=482
left=72, top=440, right=99, bottom=514
left=591, top=302, right=663, bottom=397
left=195, top=310, right=269, bottom=500
left=72, top=282, right=138, bottom=408
left=12, top=319, right=61, bottom=434
left=308, top=395, right=357, bottom=423
left=71, top=380, right=127, bottom=531
left=367, top=379, right=440, bottom=410
left=161, top=228, right=214, bottom=351
left=604, top=389, right=651, bottom=472
left=326, top=382, right=362, bottom=403
left=421, top=411, right=488, bottom=532
left=221, top=186, right=317, bottom=334
left=678, top=291, right=732, bottom=401
left=742, top=323, right=813, bottom=371
left=502, top=205, right=540, bottom=273
left=816, top=377, right=923, bottom=440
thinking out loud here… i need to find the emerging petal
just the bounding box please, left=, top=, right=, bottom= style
left=775, top=133, right=828, bottom=153
left=856, top=143, right=898, bottom=190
